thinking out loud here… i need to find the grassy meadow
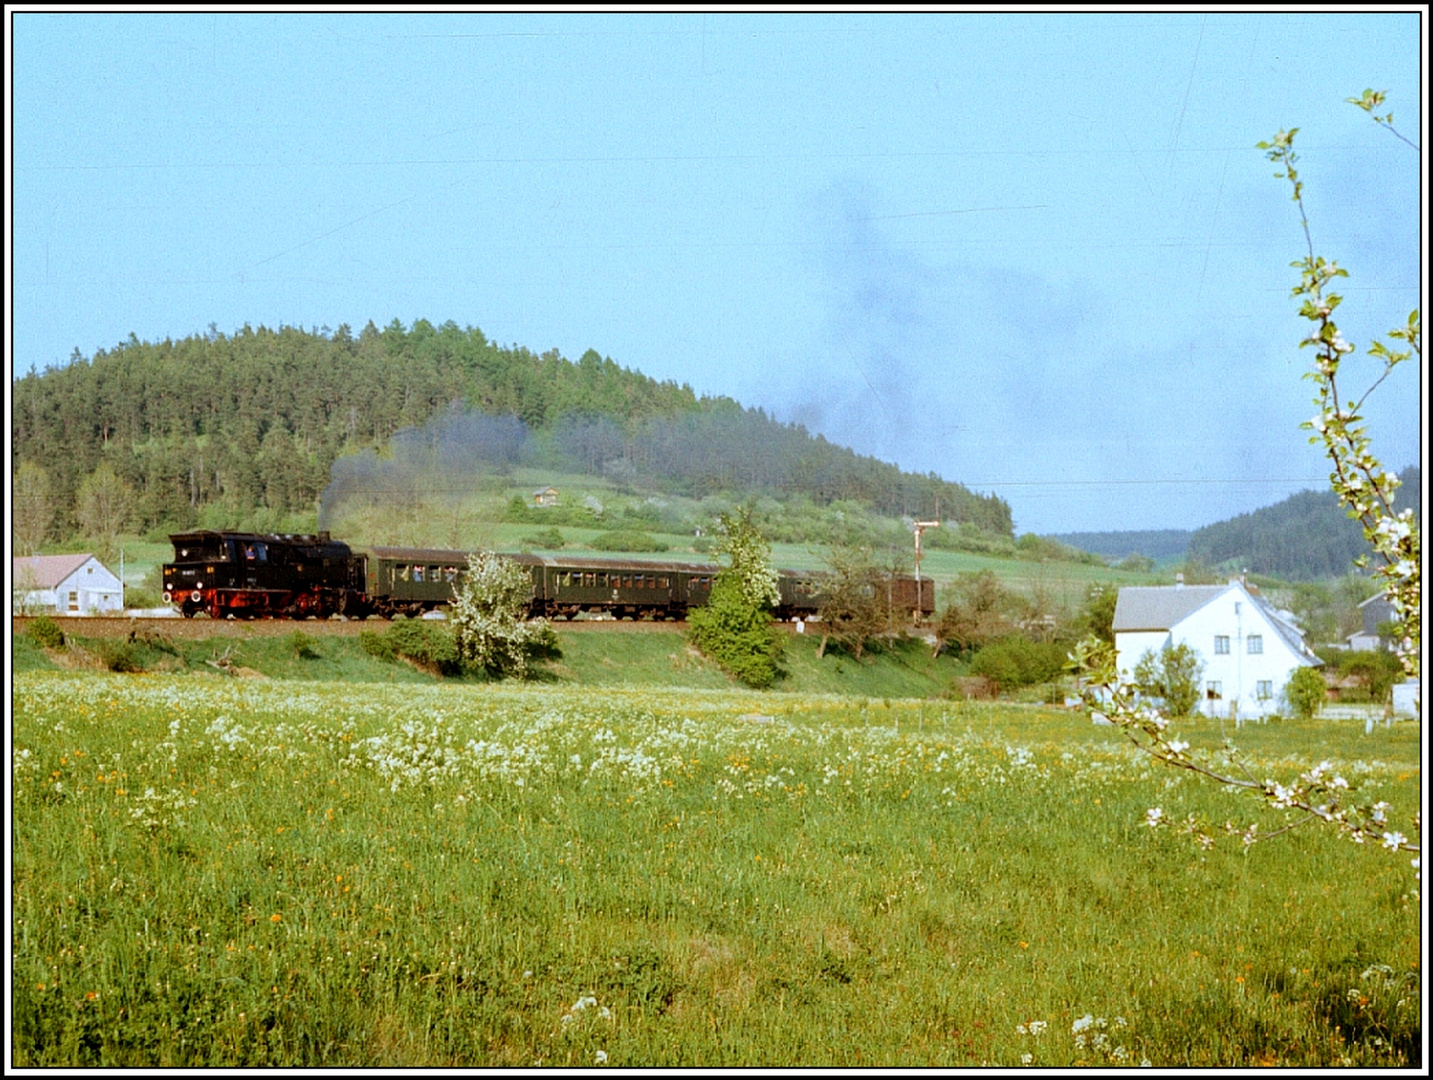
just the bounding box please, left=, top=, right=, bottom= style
left=12, top=671, right=1421, bottom=1068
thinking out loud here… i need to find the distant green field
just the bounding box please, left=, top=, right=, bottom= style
left=13, top=673, right=1419, bottom=1068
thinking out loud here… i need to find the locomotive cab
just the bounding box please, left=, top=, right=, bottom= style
left=163, top=530, right=365, bottom=619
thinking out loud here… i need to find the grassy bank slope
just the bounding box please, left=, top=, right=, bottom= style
left=12, top=625, right=973, bottom=700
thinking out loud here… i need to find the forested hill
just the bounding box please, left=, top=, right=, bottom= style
left=11, top=320, right=1011, bottom=539
left=1184, top=466, right=1421, bottom=581
left=1048, top=529, right=1192, bottom=562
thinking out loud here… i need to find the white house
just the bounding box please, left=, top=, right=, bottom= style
left=1113, top=578, right=1322, bottom=719
left=12, top=553, right=123, bottom=615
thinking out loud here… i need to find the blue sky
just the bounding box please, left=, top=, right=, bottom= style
left=10, top=11, right=1424, bottom=533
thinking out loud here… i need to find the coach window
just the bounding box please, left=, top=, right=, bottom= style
left=397, top=564, right=410, bottom=582
left=444, top=566, right=458, bottom=582
left=413, top=565, right=424, bottom=583
left=429, top=566, right=440, bottom=583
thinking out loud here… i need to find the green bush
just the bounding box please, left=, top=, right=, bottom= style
left=1285, top=665, right=1328, bottom=720
left=26, top=616, right=65, bottom=649
left=122, top=587, right=165, bottom=610
left=968, top=634, right=1067, bottom=692
left=1132, top=643, right=1204, bottom=718
left=95, top=640, right=143, bottom=673
left=1328, top=649, right=1404, bottom=704
left=285, top=630, right=320, bottom=660
left=384, top=619, right=461, bottom=675
left=358, top=629, right=395, bottom=661
left=591, top=530, right=668, bottom=552
left=519, top=527, right=566, bottom=550
left=687, top=576, right=784, bottom=689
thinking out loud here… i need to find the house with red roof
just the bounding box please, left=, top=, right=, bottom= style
left=11, top=553, right=123, bottom=615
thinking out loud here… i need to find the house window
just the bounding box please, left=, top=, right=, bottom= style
left=68, top=591, right=79, bottom=612
left=1256, top=680, right=1273, bottom=700
left=1205, top=680, right=1222, bottom=700
left=1214, top=635, right=1230, bottom=655
left=1247, top=634, right=1263, bottom=654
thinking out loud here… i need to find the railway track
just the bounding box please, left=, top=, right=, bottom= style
left=13, top=614, right=700, bottom=641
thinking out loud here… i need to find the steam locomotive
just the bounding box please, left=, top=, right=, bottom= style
left=162, top=529, right=935, bottom=623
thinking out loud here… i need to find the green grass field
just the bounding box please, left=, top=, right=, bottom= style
left=12, top=671, right=1420, bottom=1067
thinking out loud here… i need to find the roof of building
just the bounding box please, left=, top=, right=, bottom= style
left=12, top=553, right=106, bottom=589
left=1114, top=580, right=1319, bottom=665
left=1112, top=584, right=1227, bottom=632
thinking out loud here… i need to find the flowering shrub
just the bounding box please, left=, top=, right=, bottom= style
left=450, top=550, right=559, bottom=678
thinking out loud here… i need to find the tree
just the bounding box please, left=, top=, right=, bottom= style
left=13, top=460, right=54, bottom=556
left=1069, top=94, right=1418, bottom=866
left=686, top=508, right=784, bottom=688
left=1131, top=644, right=1204, bottom=719
left=449, top=551, right=558, bottom=679
left=816, top=543, right=892, bottom=660
left=1284, top=664, right=1328, bottom=721
left=933, top=570, right=1020, bottom=657
left=1077, top=583, right=1119, bottom=644
left=76, top=463, right=134, bottom=564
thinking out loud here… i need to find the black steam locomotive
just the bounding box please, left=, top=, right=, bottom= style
left=162, top=530, right=935, bottom=623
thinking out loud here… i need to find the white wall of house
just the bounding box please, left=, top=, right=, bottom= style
left=1114, top=631, right=1172, bottom=678
left=1115, top=582, right=1318, bottom=720
left=1172, top=589, right=1309, bottom=718
left=14, top=557, right=123, bottom=615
